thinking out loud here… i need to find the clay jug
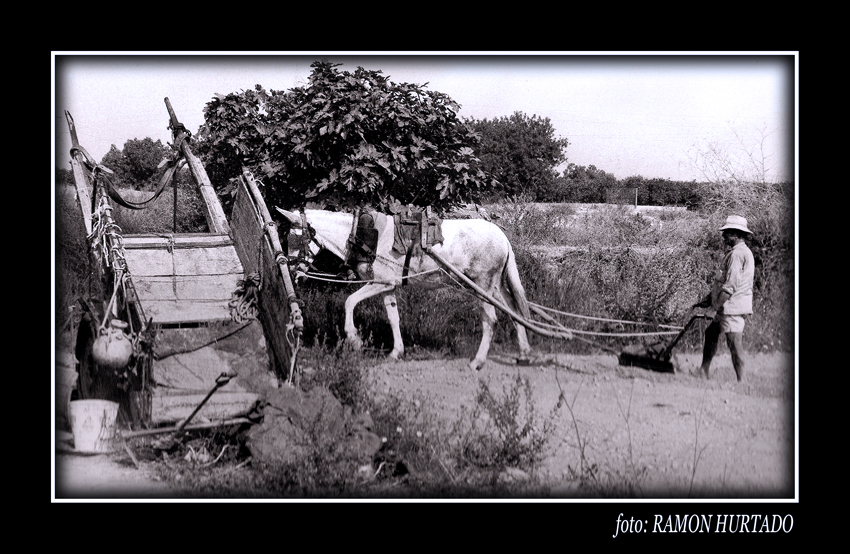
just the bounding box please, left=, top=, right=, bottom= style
left=92, top=319, right=133, bottom=369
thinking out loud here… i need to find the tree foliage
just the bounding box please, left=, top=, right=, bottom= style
left=99, top=137, right=191, bottom=191
left=555, top=164, right=618, bottom=203
left=56, top=167, right=74, bottom=187
left=617, top=175, right=697, bottom=206
left=195, top=60, right=494, bottom=214
left=465, top=111, right=569, bottom=201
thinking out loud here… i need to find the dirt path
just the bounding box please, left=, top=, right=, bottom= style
left=54, top=451, right=179, bottom=499
left=366, top=349, right=795, bottom=498
left=53, top=349, right=794, bottom=500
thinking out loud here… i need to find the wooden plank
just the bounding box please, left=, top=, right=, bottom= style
left=121, top=233, right=245, bottom=324
left=138, top=300, right=232, bottom=324
left=230, top=179, right=291, bottom=377
left=122, top=245, right=242, bottom=276
left=173, top=245, right=242, bottom=276
left=65, top=111, right=93, bottom=236
left=68, top=157, right=93, bottom=236
left=124, top=234, right=244, bottom=323
left=131, top=274, right=241, bottom=303
left=122, top=248, right=174, bottom=276
left=164, top=98, right=230, bottom=234
left=123, top=234, right=233, bottom=249
left=151, top=391, right=259, bottom=425
left=230, top=189, right=262, bottom=274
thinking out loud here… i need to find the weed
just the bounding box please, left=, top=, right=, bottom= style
left=364, top=388, right=458, bottom=484
left=299, top=338, right=371, bottom=410
left=453, top=373, right=556, bottom=478
left=688, top=389, right=710, bottom=497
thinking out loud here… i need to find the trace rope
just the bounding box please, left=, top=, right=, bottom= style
left=288, top=211, right=684, bottom=339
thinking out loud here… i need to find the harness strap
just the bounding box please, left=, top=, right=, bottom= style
left=299, top=211, right=310, bottom=261
left=345, top=207, right=361, bottom=264
left=401, top=240, right=416, bottom=286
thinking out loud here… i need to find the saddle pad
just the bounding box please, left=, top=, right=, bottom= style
left=392, top=212, right=444, bottom=255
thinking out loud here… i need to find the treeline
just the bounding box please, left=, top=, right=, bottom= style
left=548, top=168, right=704, bottom=207
left=465, top=112, right=705, bottom=207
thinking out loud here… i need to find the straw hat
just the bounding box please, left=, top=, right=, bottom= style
left=719, top=214, right=753, bottom=235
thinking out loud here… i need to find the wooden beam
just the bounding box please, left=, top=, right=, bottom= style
left=164, top=98, right=230, bottom=234
left=64, top=111, right=93, bottom=236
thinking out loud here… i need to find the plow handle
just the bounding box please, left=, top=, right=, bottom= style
left=660, top=313, right=712, bottom=360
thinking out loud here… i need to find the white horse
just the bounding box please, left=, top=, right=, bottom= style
left=275, top=208, right=533, bottom=370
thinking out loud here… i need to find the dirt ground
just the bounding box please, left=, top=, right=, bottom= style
left=367, top=349, right=795, bottom=498
left=53, top=347, right=795, bottom=500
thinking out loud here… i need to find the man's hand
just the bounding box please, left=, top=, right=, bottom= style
left=692, top=296, right=711, bottom=309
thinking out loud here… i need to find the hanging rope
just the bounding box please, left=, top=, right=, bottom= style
left=229, top=273, right=261, bottom=323
left=295, top=267, right=443, bottom=286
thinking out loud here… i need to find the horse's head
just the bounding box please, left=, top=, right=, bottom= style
left=275, top=207, right=352, bottom=262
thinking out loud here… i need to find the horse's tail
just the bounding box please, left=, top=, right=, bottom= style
left=502, top=243, right=532, bottom=321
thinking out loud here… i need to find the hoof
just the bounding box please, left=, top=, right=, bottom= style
left=516, top=357, right=533, bottom=367
left=388, top=349, right=404, bottom=361
left=469, top=358, right=486, bottom=371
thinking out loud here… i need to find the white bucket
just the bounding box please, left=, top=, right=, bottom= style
left=69, top=400, right=119, bottom=453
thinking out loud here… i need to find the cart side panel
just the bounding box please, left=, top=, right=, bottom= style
left=230, top=180, right=292, bottom=378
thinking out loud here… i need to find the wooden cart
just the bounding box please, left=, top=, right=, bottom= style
left=63, top=99, right=302, bottom=430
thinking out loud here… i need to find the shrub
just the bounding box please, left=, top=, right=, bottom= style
left=109, top=186, right=208, bottom=234
left=585, top=246, right=706, bottom=325
left=363, top=388, right=457, bottom=484
left=299, top=338, right=370, bottom=410
left=55, top=188, right=94, bottom=334
left=453, top=373, right=556, bottom=477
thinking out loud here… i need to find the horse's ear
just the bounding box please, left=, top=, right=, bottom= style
left=275, top=207, right=301, bottom=226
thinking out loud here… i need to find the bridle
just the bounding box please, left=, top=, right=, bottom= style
left=284, top=211, right=340, bottom=278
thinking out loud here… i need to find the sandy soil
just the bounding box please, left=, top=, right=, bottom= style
left=54, top=348, right=794, bottom=500
left=365, top=349, right=795, bottom=498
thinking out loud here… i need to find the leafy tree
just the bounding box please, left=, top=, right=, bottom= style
left=465, top=111, right=569, bottom=201
left=195, top=60, right=493, bottom=214
left=99, top=138, right=191, bottom=191
left=559, top=164, right=617, bottom=203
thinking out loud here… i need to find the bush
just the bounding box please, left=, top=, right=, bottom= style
left=453, top=374, right=556, bottom=477
left=299, top=338, right=370, bottom=410
left=109, top=186, right=208, bottom=234
left=55, top=188, right=94, bottom=334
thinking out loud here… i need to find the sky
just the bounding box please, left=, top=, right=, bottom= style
left=53, top=53, right=796, bottom=184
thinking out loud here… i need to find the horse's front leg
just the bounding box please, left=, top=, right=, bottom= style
left=344, top=282, right=395, bottom=351
left=382, top=293, right=404, bottom=360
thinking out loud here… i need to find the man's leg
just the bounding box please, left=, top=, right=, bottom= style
left=699, top=320, right=721, bottom=378
left=726, top=332, right=745, bottom=382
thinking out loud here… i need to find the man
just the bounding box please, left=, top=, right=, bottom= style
left=693, top=215, right=755, bottom=382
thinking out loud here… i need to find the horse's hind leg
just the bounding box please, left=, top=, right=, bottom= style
left=470, top=301, right=498, bottom=371
left=383, top=293, right=404, bottom=360
left=514, top=322, right=532, bottom=365
left=498, top=285, right=532, bottom=364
